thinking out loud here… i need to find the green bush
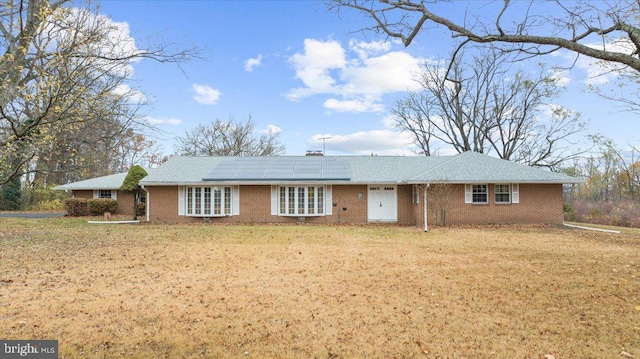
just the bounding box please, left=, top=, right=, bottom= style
left=32, top=198, right=66, bottom=211
left=23, top=186, right=70, bottom=210
left=87, top=198, right=118, bottom=216
left=0, top=178, right=22, bottom=210
left=64, top=198, right=88, bottom=216
left=563, top=202, right=576, bottom=221
left=120, top=166, right=148, bottom=192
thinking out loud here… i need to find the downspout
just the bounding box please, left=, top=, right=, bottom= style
left=423, top=183, right=430, bottom=232
left=140, top=185, right=150, bottom=222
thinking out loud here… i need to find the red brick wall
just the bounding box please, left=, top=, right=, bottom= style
left=329, top=185, right=367, bottom=224
left=397, top=185, right=414, bottom=225
left=145, top=186, right=180, bottom=222
left=147, top=185, right=370, bottom=224
left=144, top=183, right=563, bottom=226
left=73, top=190, right=93, bottom=200
left=71, top=190, right=132, bottom=215
left=412, top=183, right=564, bottom=227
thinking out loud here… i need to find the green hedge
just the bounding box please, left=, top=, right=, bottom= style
left=64, top=198, right=88, bottom=216
left=87, top=198, right=119, bottom=216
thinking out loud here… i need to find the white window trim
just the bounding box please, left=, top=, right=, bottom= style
left=272, top=185, right=331, bottom=217
left=181, top=185, right=236, bottom=217
left=93, top=190, right=117, bottom=200
left=464, top=183, right=520, bottom=204
left=464, top=184, right=488, bottom=204
left=494, top=184, right=511, bottom=204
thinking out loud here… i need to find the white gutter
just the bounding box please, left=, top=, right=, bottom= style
left=140, top=185, right=150, bottom=222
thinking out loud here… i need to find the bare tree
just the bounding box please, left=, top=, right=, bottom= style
left=174, top=117, right=285, bottom=156
left=593, top=137, right=640, bottom=201
left=0, top=1, right=195, bottom=185
left=394, top=50, right=587, bottom=169
left=427, top=182, right=455, bottom=226
left=330, top=0, right=640, bottom=74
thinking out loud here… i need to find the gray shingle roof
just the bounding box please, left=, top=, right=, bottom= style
left=57, top=152, right=583, bottom=190
left=55, top=172, right=128, bottom=191
left=141, top=152, right=582, bottom=185
left=410, top=151, right=581, bottom=183
left=54, top=169, right=156, bottom=191
left=139, top=157, right=223, bottom=184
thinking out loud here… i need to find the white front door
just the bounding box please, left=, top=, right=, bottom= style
left=368, top=185, right=398, bottom=222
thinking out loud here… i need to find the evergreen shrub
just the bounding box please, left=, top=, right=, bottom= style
left=87, top=198, right=118, bottom=216
left=64, top=198, right=88, bottom=216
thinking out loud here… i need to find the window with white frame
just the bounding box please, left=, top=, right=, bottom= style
left=494, top=184, right=511, bottom=203
left=465, top=183, right=520, bottom=204
left=278, top=186, right=325, bottom=216
left=186, top=186, right=232, bottom=216
left=472, top=184, right=488, bottom=203
left=99, top=190, right=113, bottom=199
left=93, top=190, right=117, bottom=200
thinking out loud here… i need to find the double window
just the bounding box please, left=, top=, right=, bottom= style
left=185, top=186, right=232, bottom=216
left=465, top=184, right=519, bottom=204
left=278, top=186, right=325, bottom=216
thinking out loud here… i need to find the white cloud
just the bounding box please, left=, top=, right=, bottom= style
left=146, top=116, right=183, bottom=125
left=381, top=114, right=398, bottom=129
left=310, top=130, right=413, bottom=155
left=323, top=98, right=384, bottom=113
left=288, top=39, right=346, bottom=99
left=264, top=124, right=281, bottom=134
left=548, top=68, right=571, bottom=87
left=47, top=8, right=140, bottom=78
left=192, top=84, right=221, bottom=105
left=105, top=19, right=139, bottom=61
left=245, top=54, right=262, bottom=72
left=113, top=83, right=146, bottom=104
left=348, top=39, right=391, bottom=59
left=287, top=39, right=424, bottom=113
left=561, top=38, right=635, bottom=86
left=340, top=51, right=424, bottom=95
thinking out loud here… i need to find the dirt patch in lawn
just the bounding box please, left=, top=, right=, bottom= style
left=1, top=219, right=639, bottom=358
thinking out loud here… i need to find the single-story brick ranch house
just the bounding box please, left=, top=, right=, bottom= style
left=55, top=151, right=583, bottom=229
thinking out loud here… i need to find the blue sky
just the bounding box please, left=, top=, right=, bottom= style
left=95, top=0, right=637, bottom=157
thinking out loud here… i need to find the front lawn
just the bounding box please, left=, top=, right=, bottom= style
left=1, top=219, right=639, bottom=358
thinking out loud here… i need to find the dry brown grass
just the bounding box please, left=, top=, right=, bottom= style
left=1, top=218, right=639, bottom=358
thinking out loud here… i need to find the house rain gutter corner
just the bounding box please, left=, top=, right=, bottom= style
left=141, top=185, right=150, bottom=222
